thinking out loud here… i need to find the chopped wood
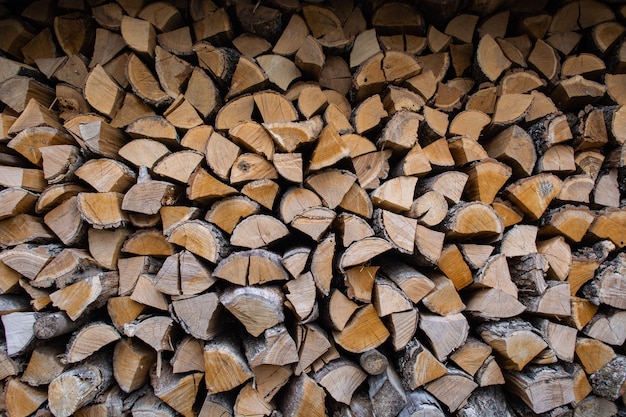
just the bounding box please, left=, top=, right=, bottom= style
left=465, top=288, right=525, bottom=320
left=2, top=311, right=37, bottom=356
left=21, top=343, right=66, bottom=386
left=307, top=232, right=335, bottom=296
left=424, top=367, right=478, bottom=412
left=280, top=373, right=326, bottom=417
left=505, top=173, right=563, bottom=220
left=342, top=265, right=376, bottom=304
left=4, top=377, right=48, bottom=417
left=84, top=65, right=124, bottom=119
left=0, top=2, right=625, bottom=415
left=476, top=34, right=511, bottom=82
left=589, top=355, right=626, bottom=400
left=419, top=312, right=469, bottom=362
left=63, top=321, right=120, bottom=363
left=221, top=285, right=284, bottom=337
left=479, top=319, right=548, bottom=371
left=398, top=338, right=446, bottom=390
left=48, top=355, right=114, bottom=417
left=152, top=362, right=203, bottom=417
left=505, top=364, right=575, bottom=414
left=359, top=349, right=389, bottom=376
left=365, top=367, right=407, bottom=417
left=386, top=308, right=419, bottom=352
left=203, top=334, right=253, bottom=394
left=333, top=304, right=389, bottom=353
left=49, top=271, right=118, bottom=321
left=107, top=296, right=144, bottom=332
left=313, top=358, right=366, bottom=405
left=120, top=15, right=155, bottom=60
left=551, top=75, right=607, bottom=111
left=444, top=201, right=504, bottom=241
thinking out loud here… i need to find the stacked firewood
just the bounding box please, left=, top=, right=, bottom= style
left=0, top=0, right=625, bottom=415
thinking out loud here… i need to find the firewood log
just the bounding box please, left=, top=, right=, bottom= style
left=420, top=312, right=468, bottom=362
left=49, top=271, right=118, bottom=321
left=589, top=355, right=626, bottom=400
left=172, top=292, right=221, bottom=340
left=368, top=365, right=407, bottom=417
left=113, top=338, right=155, bottom=393
left=123, top=315, right=175, bottom=355
left=4, top=378, right=48, bottom=417
left=333, top=304, right=389, bottom=353
left=220, top=285, right=285, bottom=337
left=63, top=321, right=120, bottom=363
left=504, top=364, right=575, bottom=414
left=398, top=338, right=446, bottom=390
left=48, top=354, right=114, bottom=417
left=170, top=336, right=203, bottom=374
left=151, top=362, right=203, bottom=417
left=21, top=343, right=66, bottom=386
left=131, top=389, right=177, bottom=417
left=279, top=373, right=326, bottom=417
left=1, top=311, right=37, bottom=356
left=0, top=1, right=625, bottom=415
left=479, top=318, right=548, bottom=371
left=457, top=386, right=514, bottom=417
left=424, top=367, right=478, bottom=412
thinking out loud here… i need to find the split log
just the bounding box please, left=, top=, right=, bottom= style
left=457, top=386, right=514, bottom=417
left=171, top=336, right=204, bottom=374
left=214, top=249, right=289, bottom=286
left=437, top=244, right=473, bottom=290
left=479, top=318, right=548, bottom=371
left=151, top=362, right=203, bottom=417
left=220, top=285, right=284, bottom=337
left=21, top=343, right=66, bottom=386
left=244, top=324, right=298, bottom=368
left=505, top=173, right=563, bottom=220
left=280, top=374, right=326, bottom=417
left=583, top=308, right=626, bottom=346
left=172, top=292, right=221, bottom=340
left=4, top=378, right=48, bottom=417
left=419, top=312, right=469, bottom=362
left=113, top=338, right=156, bottom=393
left=0, top=2, right=625, bottom=415
left=379, top=262, right=434, bottom=304
left=504, top=364, right=575, bottom=414
left=424, top=367, right=478, bottom=412
left=48, top=355, right=114, bottom=417
left=421, top=273, right=464, bottom=316
left=368, top=365, right=407, bottom=417
left=589, top=355, right=626, bottom=400
left=575, top=337, right=616, bottom=375
left=132, top=389, right=177, bottom=417
left=63, top=322, right=120, bottom=363
left=333, top=304, right=389, bottom=353
left=464, top=288, right=525, bottom=320
left=444, top=201, right=504, bottom=241
left=313, top=359, right=366, bottom=405
left=123, top=315, right=175, bottom=354
left=2, top=311, right=37, bottom=356
left=49, top=271, right=118, bottom=321
left=398, top=338, right=447, bottom=390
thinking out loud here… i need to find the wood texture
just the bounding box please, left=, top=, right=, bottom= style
left=0, top=1, right=624, bottom=416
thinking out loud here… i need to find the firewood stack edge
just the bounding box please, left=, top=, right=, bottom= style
left=0, top=0, right=625, bottom=415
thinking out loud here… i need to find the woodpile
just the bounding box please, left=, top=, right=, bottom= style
left=0, top=0, right=625, bottom=415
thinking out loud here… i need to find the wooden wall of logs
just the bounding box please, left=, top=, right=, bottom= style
left=0, top=0, right=625, bottom=415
